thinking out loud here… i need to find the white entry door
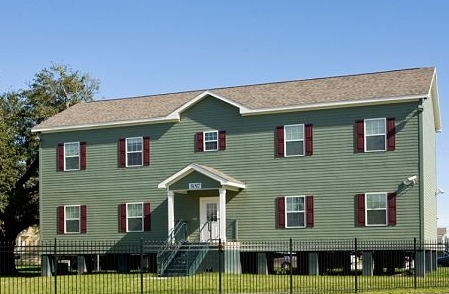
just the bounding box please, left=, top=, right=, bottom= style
left=199, top=197, right=220, bottom=242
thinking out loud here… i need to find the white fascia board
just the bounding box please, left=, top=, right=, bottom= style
left=31, top=116, right=180, bottom=134
left=240, top=94, right=427, bottom=116
left=429, top=71, right=442, bottom=132
left=157, top=165, right=195, bottom=189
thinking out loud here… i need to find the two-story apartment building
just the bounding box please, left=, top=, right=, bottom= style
left=32, top=67, right=441, bottom=276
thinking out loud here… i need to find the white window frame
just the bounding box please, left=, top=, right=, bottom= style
left=364, top=118, right=386, bottom=152
left=285, top=195, right=306, bottom=228
left=365, top=192, right=387, bottom=226
left=64, top=142, right=80, bottom=171
left=126, top=137, right=143, bottom=167
left=284, top=124, right=305, bottom=157
left=203, top=131, right=219, bottom=151
left=127, top=202, right=144, bottom=232
left=65, top=205, right=80, bottom=234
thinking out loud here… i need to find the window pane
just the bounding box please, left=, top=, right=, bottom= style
left=285, top=125, right=303, bottom=141
left=366, top=135, right=385, bottom=151
left=65, top=143, right=79, bottom=156
left=204, top=132, right=217, bottom=141
left=127, top=138, right=142, bottom=152
left=66, top=220, right=80, bottom=233
left=205, top=141, right=218, bottom=150
left=128, top=203, right=143, bottom=217
left=127, top=153, right=142, bottom=166
left=286, top=197, right=304, bottom=212
left=367, top=210, right=386, bottom=225
left=66, top=206, right=80, bottom=219
left=287, top=212, right=304, bottom=227
left=65, top=157, right=80, bottom=170
left=286, top=141, right=304, bottom=156
left=128, top=218, right=143, bottom=232
left=366, top=119, right=385, bottom=135
left=367, top=194, right=386, bottom=209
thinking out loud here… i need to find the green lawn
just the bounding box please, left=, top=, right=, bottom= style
left=1, top=270, right=448, bottom=294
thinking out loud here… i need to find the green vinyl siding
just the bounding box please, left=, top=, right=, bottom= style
left=169, top=171, right=221, bottom=191
left=39, top=95, right=425, bottom=242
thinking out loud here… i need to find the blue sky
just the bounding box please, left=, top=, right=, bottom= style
left=1, top=1, right=448, bottom=227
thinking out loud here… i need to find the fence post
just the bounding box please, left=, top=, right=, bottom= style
left=219, top=238, right=223, bottom=294
left=54, top=238, right=57, bottom=294
left=140, top=239, right=144, bottom=294
left=289, top=238, right=293, bottom=294
left=354, top=238, right=358, bottom=293
left=414, top=237, right=417, bottom=289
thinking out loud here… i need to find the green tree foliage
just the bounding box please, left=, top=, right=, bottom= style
left=0, top=64, right=99, bottom=274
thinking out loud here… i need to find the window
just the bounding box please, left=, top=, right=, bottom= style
left=195, top=131, right=226, bottom=152
left=57, top=142, right=86, bottom=171
left=356, top=192, right=396, bottom=226
left=119, top=202, right=151, bottom=232
left=277, top=195, right=314, bottom=228
left=118, top=137, right=150, bottom=168
left=355, top=118, right=395, bottom=152
left=57, top=205, right=87, bottom=234
left=276, top=124, right=313, bottom=157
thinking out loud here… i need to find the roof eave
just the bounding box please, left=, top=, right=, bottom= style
left=429, top=70, right=442, bottom=132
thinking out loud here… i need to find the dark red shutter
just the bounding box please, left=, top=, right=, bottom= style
left=305, top=124, right=313, bottom=156
left=306, top=196, right=314, bottom=227
left=80, top=142, right=87, bottom=170
left=196, top=132, right=204, bottom=152
left=355, top=120, right=365, bottom=153
left=277, top=197, right=285, bottom=228
left=143, top=137, right=150, bottom=166
left=119, top=204, right=127, bottom=232
left=219, top=131, right=226, bottom=150
left=118, top=139, right=126, bottom=167
left=80, top=205, right=87, bottom=233
left=57, top=144, right=64, bottom=171
left=388, top=193, right=397, bottom=225
left=356, top=194, right=365, bottom=226
left=276, top=126, right=285, bottom=157
left=57, top=206, right=65, bottom=234
left=387, top=118, right=396, bottom=151
left=144, top=203, right=151, bottom=231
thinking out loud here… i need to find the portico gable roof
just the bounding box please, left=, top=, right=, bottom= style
left=157, top=163, right=246, bottom=191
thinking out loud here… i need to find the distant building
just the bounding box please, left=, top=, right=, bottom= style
left=437, top=227, right=447, bottom=244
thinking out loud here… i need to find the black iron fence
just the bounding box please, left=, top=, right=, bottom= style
left=1, top=238, right=448, bottom=293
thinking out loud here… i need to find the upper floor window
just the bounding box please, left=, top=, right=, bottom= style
left=276, top=124, right=313, bottom=157
left=356, top=192, right=396, bottom=227
left=355, top=118, right=395, bottom=153
left=195, top=130, right=226, bottom=152
left=118, top=137, right=150, bottom=168
left=57, top=142, right=86, bottom=171
left=57, top=205, right=87, bottom=234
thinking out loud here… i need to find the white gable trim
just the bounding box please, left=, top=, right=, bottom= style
left=157, top=163, right=246, bottom=190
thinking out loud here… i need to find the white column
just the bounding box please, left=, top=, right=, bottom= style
left=219, top=188, right=227, bottom=242
left=167, top=190, right=174, bottom=241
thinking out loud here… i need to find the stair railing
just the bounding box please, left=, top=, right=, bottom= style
left=157, top=220, right=187, bottom=276
left=185, top=221, right=211, bottom=275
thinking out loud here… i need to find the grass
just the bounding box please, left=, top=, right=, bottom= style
left=1, top=269, right=448, bottom=294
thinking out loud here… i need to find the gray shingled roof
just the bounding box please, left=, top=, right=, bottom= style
left=33, top=67, right=436, bottom=132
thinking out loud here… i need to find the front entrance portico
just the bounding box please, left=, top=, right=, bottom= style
left=158, top=163, right=245, bottom=242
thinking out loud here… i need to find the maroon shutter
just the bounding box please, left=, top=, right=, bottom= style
left=219, top=131, right=226, bottom=150
left=80, top=205, right=87, bottom=233
left=387, top=118, right=396, bottom=151
left=196, top=132, right=204, bottom=152
left=276, top=126, right=285, bottom=157
left=119, top=204, right=127, bottom=232
left=355, top=120, right=365, bottom=152
left=118, top=139, right=126, bottom=167
left=388, top=193, right=397, bottom=225
left=305, top=124, right=313, bottom=156
left=57, top=144, right=64, bottom=171
left=306, top=196, right=314, bottom=227
left=80, top=142, right=87, bottom=170
left=277, top=197, right=285, bottom=228
left=143, top=137, right=150, bottom=166
left=57, top=206, right=65, bottom=234
left=144, top=203, right=151, bottom=231
left=356, top=194, right=365, bottom=226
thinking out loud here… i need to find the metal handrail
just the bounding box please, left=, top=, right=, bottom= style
left=185, top=221, right=211, bottom=275
left=157, top=220, right=187, bottom=276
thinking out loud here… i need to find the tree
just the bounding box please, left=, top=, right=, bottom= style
left=0, top=64, right=99, bottom=275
